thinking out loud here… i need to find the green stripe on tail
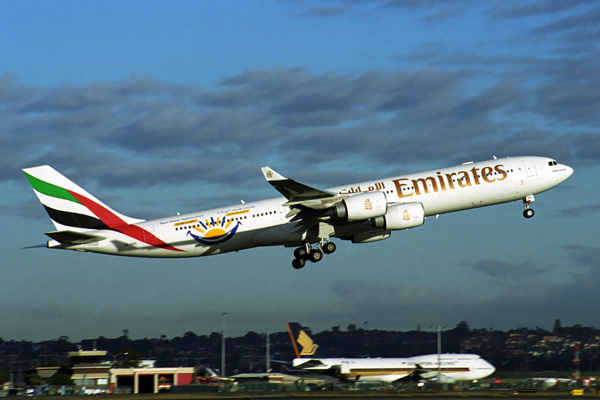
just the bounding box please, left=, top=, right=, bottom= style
left=23, top=172, right=81, bottom=204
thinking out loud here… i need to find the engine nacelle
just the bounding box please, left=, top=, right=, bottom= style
left=371, top=202, right=425, bottom=230
left=331, top=363, right=352, bottom=375
left=331, top=191, right=388, bottom=221
left=351, top=229, right=391, bottom=243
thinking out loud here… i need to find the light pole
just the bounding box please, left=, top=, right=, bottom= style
left=430, top=325, right=445, bottom=381
left=265, top=332, right=270, bottom=373
left=221, top=312, right=229, bottom=377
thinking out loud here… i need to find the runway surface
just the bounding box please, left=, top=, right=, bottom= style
left=10, top=391, right=599, bottom=400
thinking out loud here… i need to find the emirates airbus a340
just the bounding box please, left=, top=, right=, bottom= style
left=23, top=156, right=572, bottom=269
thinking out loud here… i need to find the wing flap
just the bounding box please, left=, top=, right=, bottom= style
left=45, top=230, right=107, bottom=245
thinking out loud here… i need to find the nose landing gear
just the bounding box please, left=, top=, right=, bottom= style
left=291, top=241, right=336, bottom=269
left=523, top=195, right=535, bottom=219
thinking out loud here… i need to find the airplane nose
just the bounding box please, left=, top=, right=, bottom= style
left=475, top=359, right=495, bottom=377
left=564, top=165, right=574, bottom=178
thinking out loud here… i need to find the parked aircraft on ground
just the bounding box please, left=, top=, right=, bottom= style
left=286, top=322, right=495, bottom=383
left=23, top=156, right=572, bottom=268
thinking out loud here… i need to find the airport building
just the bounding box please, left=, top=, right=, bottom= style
left=110, top=366, right=195, bottom=394
left=56, top=350, right=195, bottom=394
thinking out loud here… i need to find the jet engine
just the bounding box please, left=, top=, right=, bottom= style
left=371, top=202, right=425, bottom=230
left=330, top=191, right=387, bottom=221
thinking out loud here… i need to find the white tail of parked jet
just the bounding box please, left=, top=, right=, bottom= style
left=23, top=156, right=572, bottom=268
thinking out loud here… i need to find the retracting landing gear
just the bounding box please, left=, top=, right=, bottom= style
left=523, top=195, right=535, bottom=219
left=291, top=240, right=336, bottom=269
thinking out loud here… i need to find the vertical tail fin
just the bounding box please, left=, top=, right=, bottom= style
left=23, top=165, right=143, bottom=232
left=286, top=322, right=333, bottom=358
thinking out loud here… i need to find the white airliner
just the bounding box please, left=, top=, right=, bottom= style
left=286, top=323, right=495, bottom=383
left=23, top=156, right=572, bottom=268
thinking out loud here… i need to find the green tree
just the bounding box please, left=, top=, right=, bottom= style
left=114, top=348, right=142, bottom=368
left=47, top=373, right=74, bottom=386
left=553, top=319, right=562, bottom=333
left=0, top=366, right=8, bottom=384
left=24, top=374, right=45, bottom=386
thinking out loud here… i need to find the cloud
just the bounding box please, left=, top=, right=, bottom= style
left=491, top=0, right=593, bottom=18
left=1, top=51, right=597, bottom=192
left=530, top=5, right=600, bottom=37
left=298, top=6, right=350, bottom=18
left=471, top=259, right=545, bottom=279
left=564, top=245, right=600, bottom=269
left=559, top=203, right=600, bottom=218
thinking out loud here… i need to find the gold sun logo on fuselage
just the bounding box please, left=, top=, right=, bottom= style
left=186, top=216, right=242, bottom=246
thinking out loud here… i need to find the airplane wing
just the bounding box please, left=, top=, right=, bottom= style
left=293, top=358, right=327, bottom=369
left=261, top=167, right=346, bottom=211
left=394, top=364, right=456, bottom=383
left=45, top=230, right=107, bottom=245
left=393, top=364, right=432, bottom=383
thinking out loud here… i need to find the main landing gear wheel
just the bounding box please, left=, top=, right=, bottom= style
left=308, top=248, right=323, bottom=263
left=292, top=257, right=306, bottom=269
left=293, top=246, right=307, bottom=258
left=523, top=209, right=534, bottom=219
left=323, top=241, right=337, bottom=255
left=291, top=242, right=334, bottom=269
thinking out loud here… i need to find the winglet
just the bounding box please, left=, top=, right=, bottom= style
left=261, top=166, right=286, bottom=181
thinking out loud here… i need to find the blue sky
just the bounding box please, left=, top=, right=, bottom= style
left=1, top=0, right=599, bottom=342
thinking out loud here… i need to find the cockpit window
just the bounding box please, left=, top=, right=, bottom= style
left=548, top=161, right=558, bottom=166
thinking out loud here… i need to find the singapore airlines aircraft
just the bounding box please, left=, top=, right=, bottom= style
left=286, top=323, right=495, bottom=383
left=23, top=156, right=572, bottom=269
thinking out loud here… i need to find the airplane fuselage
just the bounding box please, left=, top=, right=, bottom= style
left=292, top=353, right=495, bottom=382
left=33, top=156, right=573, bottom=259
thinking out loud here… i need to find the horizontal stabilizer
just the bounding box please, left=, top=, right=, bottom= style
left=45, top=230, right=107, bottom=245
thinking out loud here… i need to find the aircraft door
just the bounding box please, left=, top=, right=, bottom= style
left=278, top=205, right=288, bottom=220
left=141, top=224, right=159, bottom=246
left=522, top=160, right=538, bottom=177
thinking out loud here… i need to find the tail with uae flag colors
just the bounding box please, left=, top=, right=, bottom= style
left=23, top=165, right=144, bottom=245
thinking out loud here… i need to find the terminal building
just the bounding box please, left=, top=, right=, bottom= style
left=58, top=350, right=195, bottom=394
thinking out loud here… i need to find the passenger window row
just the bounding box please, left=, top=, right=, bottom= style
left=174, top=215, right=248, bottom=230
left=253, top=210, right=278, bottom=218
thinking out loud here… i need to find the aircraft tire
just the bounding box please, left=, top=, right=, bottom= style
left=523, top=209, right=534, bottom=218
left=292, top=258, right=306, bottom=269
left=294, top=247, right=307, bottom=258
left=308, top=249, right=323, bottom=263
left=323, top=242, right=336, bottom=254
